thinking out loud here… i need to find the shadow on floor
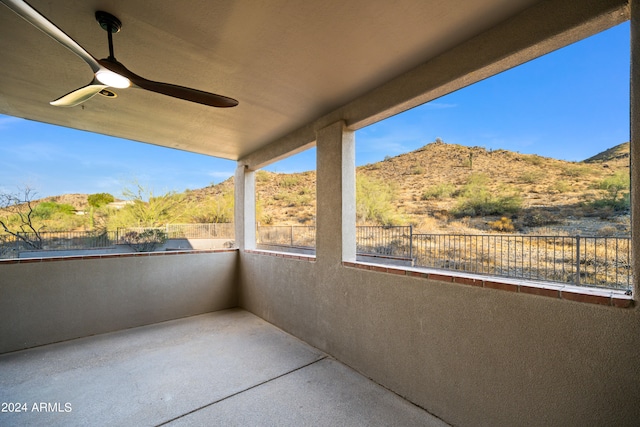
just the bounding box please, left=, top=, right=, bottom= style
left=0, top=309, right=447, bottom=426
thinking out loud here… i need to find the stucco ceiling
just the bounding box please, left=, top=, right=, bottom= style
left=0, top=0, right=620, bottom=161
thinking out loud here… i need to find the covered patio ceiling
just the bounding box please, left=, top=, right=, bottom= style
left=0, top=0, right=628, bottom=163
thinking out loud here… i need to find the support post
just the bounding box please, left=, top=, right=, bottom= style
left=316, top=120, right=356, bottom=265
left=234, top=163, right=256, bottom=251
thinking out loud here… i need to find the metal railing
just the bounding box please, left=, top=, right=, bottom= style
left=255, top=225, right=633, bottom=290
left=356, top=225, right=413, bottom=258
left=0, top=223, right=235, bottom=258
left=256, top=225, right=316, bottom=248
left=0, top=230, right=118, bottom=254
left=412, top=234, right=632, bottom=290
left=2, top=223, right=633, bottom=290
left=122, top=223, right=235, bottom=239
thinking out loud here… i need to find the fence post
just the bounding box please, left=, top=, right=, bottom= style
left=409, top=225, right=413, bottom=262
left=575, top=235, right=581, bottom=286
left=290, top=225, right=294, bottom=246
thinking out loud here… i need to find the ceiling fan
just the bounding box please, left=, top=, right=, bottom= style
left=1, top=0, right=238, bottom=108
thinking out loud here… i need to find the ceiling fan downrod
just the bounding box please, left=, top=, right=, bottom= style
left=95, top=11, right=121, bottom=61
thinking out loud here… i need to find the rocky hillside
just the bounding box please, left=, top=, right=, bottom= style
left=18, top=141, right=630, bottom=236
left=190, top=140, right=629, bottom=234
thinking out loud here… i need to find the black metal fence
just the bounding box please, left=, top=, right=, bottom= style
left=412, top=233, right=632, bottom=290
left=256, top=225, right=316, bottom=248
left=2, top=224, right=633, bottom=290
left=0, top=223, right=235, bottom=257
left=256, top=225, right=633, bottom=291
left=356, top=226, right=412, bottom=258
left=0, top=230, right=119, bottom=255
left=129, top=223, right=235, bottom=239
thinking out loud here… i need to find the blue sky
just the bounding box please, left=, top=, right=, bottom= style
left=0, top=22, right=630, bottom=199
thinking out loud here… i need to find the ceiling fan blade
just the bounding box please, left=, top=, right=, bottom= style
left=133, top=79, right=239, bottom=108
left=1, top=0, right=101, bottom=73
left=50, top=82, right=108, bottom=107
left=98, top=59, right=238, bottom=108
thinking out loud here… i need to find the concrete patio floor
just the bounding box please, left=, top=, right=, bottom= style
left=0, top=309, right=448, bottom=426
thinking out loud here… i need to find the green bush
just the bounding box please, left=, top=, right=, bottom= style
left=452, top=174, right=522, bottom=217
left=122, top=229, right=167, bottom=252
left=32, top=202, right=75, bottom=219
left=191, top=190, right=234, bottom=223
left=587, top=171, right=630, bottom=213
left=588, top=193, right=630, bottom=213
left=356, top=175, right=400, bottom=225
left=597, top=171, right=629, bottom=195
left=421, top=183, right=455, bottom=200
left=88, top=193, right=115, bottom=208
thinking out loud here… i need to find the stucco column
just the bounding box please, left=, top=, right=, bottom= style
left=632, top=0, right=640, bottom=300
left=316, top=120, right=356, bottom=264
left=234, top=163, right=256, bottom=250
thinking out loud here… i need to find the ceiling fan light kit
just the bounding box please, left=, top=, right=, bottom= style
left=95, top=70, right=130, bottom=88
left=1, top=0, right=238, bottom=108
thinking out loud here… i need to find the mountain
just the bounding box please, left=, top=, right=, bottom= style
left=192, top=140, right=630, bottom=234
left=583, top=142, right=629, bottom=163
left=14, top=141, right=630, bottom=235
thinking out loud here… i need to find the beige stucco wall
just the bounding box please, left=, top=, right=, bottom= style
left=0, top=251, right=238, bottom=354
left=238, top=253, right=640, bottom=426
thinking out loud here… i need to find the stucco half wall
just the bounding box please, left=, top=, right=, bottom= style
left=0, top=250, right=238, bottom=354
left=238, top=252, right=640, bottom=426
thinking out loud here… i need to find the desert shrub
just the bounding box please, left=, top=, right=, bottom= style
left=279, top=175, right=300, bottom=188
left=597, top=171, right=629, bottom=197
left=560, top=164, right=591, bottom=177
left=453, top=194, right=522, bottom=217
left=356, top=175, right=400, bottom=225
left=88, top=193, right=115, bottom=208
left=548, top=180, right=571, bottom=194
left=488, top=217, right=515, bottom=232
left=587, top=193, right=630, bottom=213
left=191, top=190, right=234, bottom=223
left=421, top=183, right=455, bottom=200
left=586, top=172, right=630, bottom=214
left=523, top=155, right=544, bottom=166
left=107, top=186, right=188, bottom=230
left=465, top=172, right=489, bottom=187
left=410, top=165, right=425, bottom=175
left=596, top=226, right=618, bottom=237
left=518, top=171, right=544, bottom=184
left=255, top=170, right=271, bottom=182
left=452, top=174, right=522, bottom=217
left=284, top=193, right=313, bottom=207
left=122, top=229, right=167, bottom=252
left=32, top=202, right=75, bottom=219
left=520, top=209, right=560, bottom=227
left=299, top=186, right=313, bottom=195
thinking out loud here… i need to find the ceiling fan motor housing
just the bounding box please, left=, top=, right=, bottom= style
left=95, top=11, right=121, bottom=33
